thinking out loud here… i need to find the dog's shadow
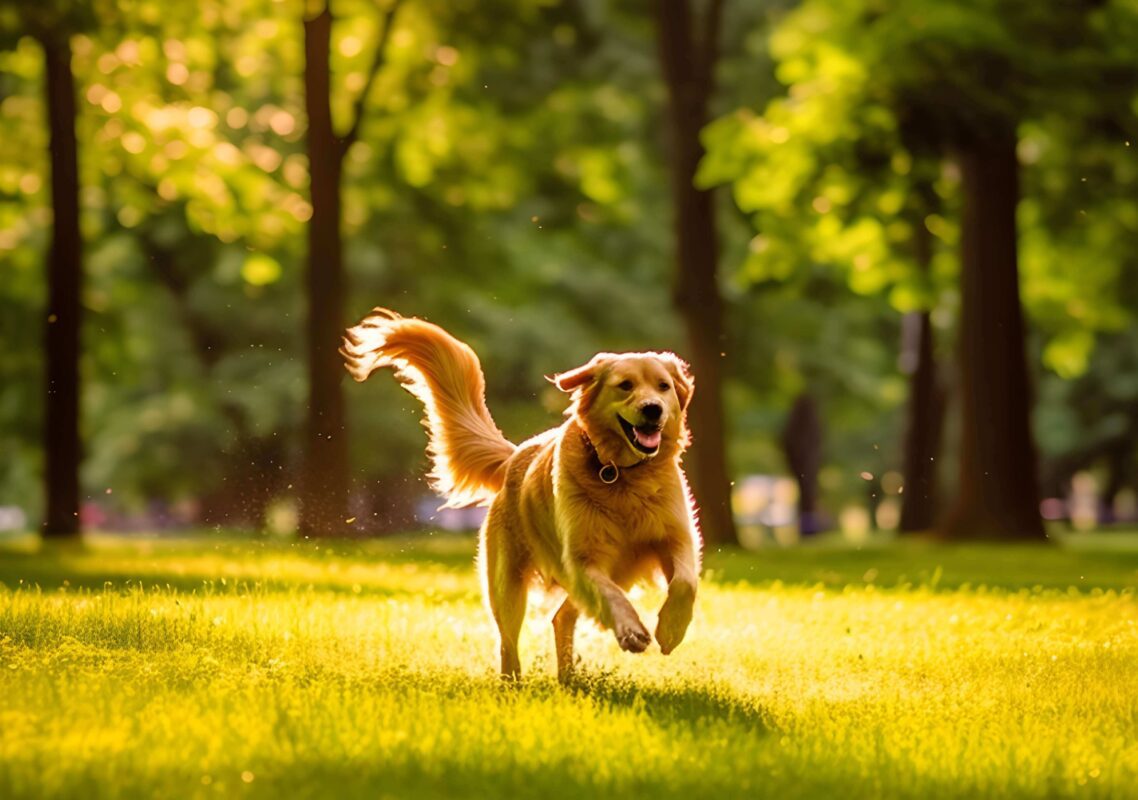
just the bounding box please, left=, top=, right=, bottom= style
left=556, top=670, right=771, bottom=733
left=387, top=666, right=771, bottom=735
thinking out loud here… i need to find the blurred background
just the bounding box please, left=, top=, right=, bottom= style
left=1, top=0, right=1136, bottom=546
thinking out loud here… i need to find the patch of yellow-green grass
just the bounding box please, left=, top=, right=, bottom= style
left=1, top=535, right=1137, bottom=798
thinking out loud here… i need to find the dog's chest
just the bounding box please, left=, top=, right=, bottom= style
left=586, top=480, right=680, bottom=542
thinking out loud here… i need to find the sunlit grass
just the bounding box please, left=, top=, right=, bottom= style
left=1, top=535, right=1137, bottom=798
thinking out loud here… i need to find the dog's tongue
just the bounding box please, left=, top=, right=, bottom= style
left=634, top=428, right=662, bottom=450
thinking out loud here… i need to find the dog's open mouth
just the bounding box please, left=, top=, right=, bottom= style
left=617, top=415, right=662, bottom=455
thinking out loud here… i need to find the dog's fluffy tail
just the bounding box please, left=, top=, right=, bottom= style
left=340, top=308, right=516, bottom=507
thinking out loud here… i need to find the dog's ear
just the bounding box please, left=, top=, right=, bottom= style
left=551, top=354, right=611, bottom=392
left=662, top=354, right=694, bottom=410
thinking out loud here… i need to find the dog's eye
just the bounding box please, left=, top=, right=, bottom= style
left=618, top=380, right=634, bottom=391
left=659, top=382, right=670, bottom=391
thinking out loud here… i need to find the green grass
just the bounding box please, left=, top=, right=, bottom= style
left=2, top=534, right=1138, bottom=799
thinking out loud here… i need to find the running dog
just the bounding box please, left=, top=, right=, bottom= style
left=340, top=308, right=701, bottom=680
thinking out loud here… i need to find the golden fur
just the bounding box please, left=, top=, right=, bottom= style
left=341, top=308, right=702, bottom=680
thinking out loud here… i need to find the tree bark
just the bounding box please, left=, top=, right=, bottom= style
left=781, top=393, right=825, bottom=535
left=942, top=132, right=1045, bottom=540
left=898, top=309, right=944, bottom=532
left=898, top=213, right=945, bottom=533
left=300, top=5, right=349, bottom=536
left=39, top=31, right=82, bottom=538
left=655, top=0, right=738, bottom=546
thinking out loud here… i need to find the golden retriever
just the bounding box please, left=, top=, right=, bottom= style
left=340, top=308, right=702, bottom=680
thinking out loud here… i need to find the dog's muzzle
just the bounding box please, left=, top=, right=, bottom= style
left=617, top=414, right=662, bottom=455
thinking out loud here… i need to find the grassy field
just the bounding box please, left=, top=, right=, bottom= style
left=2, top=533, right=1138, bottom=799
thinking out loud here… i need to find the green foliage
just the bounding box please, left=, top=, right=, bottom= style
left=0, top=37, right=51, bottom=514
left=0, top=0, right=687, bottom=522
left=1019, top=116, right=1138, bottom=379
left=702, top=0, right=1138, bottom=373
left=2, top=0, right=1137, bottom=525
left=698, top=0, right=1138, bottom=508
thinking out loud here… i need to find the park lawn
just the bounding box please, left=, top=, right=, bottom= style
left=1, top=534, right=1137, bottom=799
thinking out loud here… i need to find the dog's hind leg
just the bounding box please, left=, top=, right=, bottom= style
left=552, top=598, right=579, bottom=683
left=482, top=517, right=528, bottom=679
left=491, top=572, right=526, bottom=679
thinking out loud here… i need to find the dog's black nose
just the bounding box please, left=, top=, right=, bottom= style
left=640, top=403, right=663, bottom=422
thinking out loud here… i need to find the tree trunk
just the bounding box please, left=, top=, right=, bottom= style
left=898, top=215, right=945, bottom=532
left=655, top=0, right=738, bottom=546
left=39, top=32, right=82, bottom=538
left=781, top=393, right=825, bottom=535
left=942, top=132, right=1045, bottom=540
left=1099, top=442, right=1132, bottom=525
left=300, top=5, right=350, bottom=536
left=898, top=309, right=944, bottom=532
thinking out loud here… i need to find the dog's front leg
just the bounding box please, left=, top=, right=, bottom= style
left=571, top=565, right=652, bottom=653
left=655, top=541, right=698, bottom=655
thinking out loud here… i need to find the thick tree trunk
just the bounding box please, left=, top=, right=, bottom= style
left=655, top=0, right=738, bottom=546
left=942, top=133, right=1045, bottom=540
left=898, top=213, right=945, bottom=532
left=300, top=6, right=350, bottom=536
left=39, top=32, right=82, bottom=538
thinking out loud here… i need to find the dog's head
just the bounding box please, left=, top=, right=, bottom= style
left=552, top=352, right=693, bottom=466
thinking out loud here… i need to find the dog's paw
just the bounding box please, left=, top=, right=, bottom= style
left=614, top=618, right=651, bottom=653
left=655, top=580, right=695, bottom=655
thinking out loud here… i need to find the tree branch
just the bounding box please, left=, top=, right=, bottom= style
left=340, top=0, right=404, bottom=155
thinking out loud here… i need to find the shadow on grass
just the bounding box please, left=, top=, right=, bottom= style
left=235, top=753, right=774, bottom=800
left=0, top=542, right=476, bottom=602
left=44, top=749, right=781, bottom=800
left=346, top=664, right=771, bottom=734
left=561, top=671, right=771, bottom=731
left=1, top=664, right=776, bottom=800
